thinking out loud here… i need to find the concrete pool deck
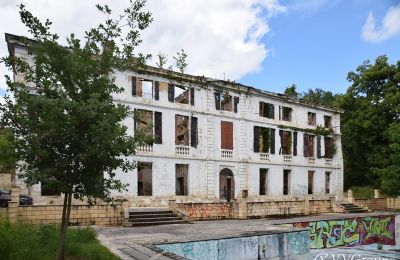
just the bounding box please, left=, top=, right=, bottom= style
left=94, top=211, right=400, bottom=260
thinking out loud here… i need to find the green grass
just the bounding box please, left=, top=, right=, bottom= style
left=346, top=186, right=386, bottom=199
left=0, top=220, right=119, bottom=260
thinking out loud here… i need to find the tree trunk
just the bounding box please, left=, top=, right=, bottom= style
left=56, top=192, right=72, bottom=260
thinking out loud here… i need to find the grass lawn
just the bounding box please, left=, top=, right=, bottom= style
left=0, top=220, right=119, bottom=260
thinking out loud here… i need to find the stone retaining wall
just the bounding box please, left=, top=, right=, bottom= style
left=172, top=202, right=233, bottom=220
left=355, top=198, right=387, bottom=210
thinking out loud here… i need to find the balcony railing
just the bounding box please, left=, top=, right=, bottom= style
left=283, top=155, right=292, bottom=163
left=325, top=158, right=333, bottom=165
left=175, top=146, right=190, bottom=156
left=137, top=145, right=153, bottom=154
left=308, top=157, right=316, bottom=164
left=221, top=149, right=233, bottom=158
left=260, top=153, right=270, bottom=162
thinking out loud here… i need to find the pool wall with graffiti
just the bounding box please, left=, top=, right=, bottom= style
left=156, top=230, right=310, bottom=260
left=293, top=215, right=398, bottom=249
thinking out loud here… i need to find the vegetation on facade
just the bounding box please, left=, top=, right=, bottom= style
left=0, top=1, right=153, bottom=259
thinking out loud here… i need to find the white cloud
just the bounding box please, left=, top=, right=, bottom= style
left=362, top=5, right=400, bottom=42
left=0, top=0, right=286, bottom=83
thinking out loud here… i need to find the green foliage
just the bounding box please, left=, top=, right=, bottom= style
left=0, top=128, right=16, bottom=169
left=277, top=124, right=334, bottom=136
left=348, top=186, right=375, bottom=199
left=173, top=49, right=188, bottom=73
left=0, top=1, right=153, bottom=204
left=283, top=84, right=341, bottom=109
left=156, top=52, right=168, bottom=69
left=0, top=221, right=118, bottom=260
left=284, top=84, right=299, bottom=98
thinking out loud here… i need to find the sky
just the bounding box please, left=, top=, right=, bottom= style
left=0, top=0, right=400, bottom=103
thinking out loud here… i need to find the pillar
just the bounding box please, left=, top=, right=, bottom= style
left=374, top=189, right=380, bottom=199
left=304, top=197, right=310, bottom=215
left=8, top=187, right=20, bottom=224
left=348, top=189, right=354, bottom=203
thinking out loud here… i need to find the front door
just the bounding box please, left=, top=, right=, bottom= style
left=219, top=168, right=234, bottom=202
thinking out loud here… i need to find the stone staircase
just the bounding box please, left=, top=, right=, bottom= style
left=340, top=203, right=369, bottom=213
left=125, top=208, right=188, bottom=227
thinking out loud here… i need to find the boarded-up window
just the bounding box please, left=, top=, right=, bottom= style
left=221, top=121, right=233, bottom=150
left=176, top=164, right=188, bottom=196
left=259, top=102, right=274, bottom=119
left=308, top=112, right=316, bottom=125
left=324, top=115, right=332, bottom=128
left=308, top=171, right=314, bottom=194
left=281, top=106, right=293, bottom=121
left=138, top=162, right=152, bottom=196
left=259, top=168, right=268, bottom=195
left=279, top=130, right=292, bottom=155
left=325, top=172, right=331, bottom=194
left=303, top=134, right=315, bottom=157
left=324, top=136, right=334, bottom=158
left=283, top=170, right=291, bottom=195
left=175, top=115, right=189, bottom=145
left=253, top=126, right=272, bottom=153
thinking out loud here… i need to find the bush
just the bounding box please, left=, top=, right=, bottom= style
left=348, top=186, right=376, bottom=199
left=0, top=220, right=119, bottom=260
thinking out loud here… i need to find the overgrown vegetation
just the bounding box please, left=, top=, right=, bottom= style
left=0, top=221, right=119, bottom=260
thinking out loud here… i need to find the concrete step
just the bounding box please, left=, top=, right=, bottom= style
left=129, top=213, right=176, bottom=218
left=128, top=219, right=189, bottom=226
left=128, top=216, right=182, bottom=222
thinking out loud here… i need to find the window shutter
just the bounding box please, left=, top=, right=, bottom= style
left=317, top=135, right=321, bottom=158
left=293, top=132, right=298, bottom=156
left=304, top=134, right=308, bottom=157
left=253, top=126, right=260, bottom=153
left=234, top=96, right=239, bottom=113
left=270, top=129, right=275, bottom=154
left=259, top=102, right=264, bottom=116
left=279, top=130, right=283, bottom=155
left=269, top=104, right=275, bottom=119
left=190, top=88, right=195, bottom=106
left=279, top=106, right=281, bottom=120
left=132, top=77, right=137, bottom=96
left=154, top=111, right=162, bottom=144
left=154, top=82, right=160, bottom=100
left=221, top=121, right=233, bottom=150
left=191, top=117, right=198, bottom=148
left=168, top=84, right=174, bottom=102
left=214, top=93, right=221, bottom=110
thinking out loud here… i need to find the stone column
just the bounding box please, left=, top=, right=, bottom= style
left=348, top=189, right=354, bottom=203
left=304, top=197, right=310, bottom=215
left=374, top=189, right=380, bottom=199
left=8, top=187, right=20, bottom=224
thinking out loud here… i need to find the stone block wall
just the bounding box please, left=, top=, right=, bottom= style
left=174, top=202, right=233, bottom=220
left=355, top=198, right=387, bottom=210
left=247, top=200, right=305, bottom=218
left=308, top=199, right=332, bottom=214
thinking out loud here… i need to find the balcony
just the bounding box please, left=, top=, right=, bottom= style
left=308, top=157, right=316, bottom=164
left=175, top=146, right=190, bottom=156
left=260, top=153, right=270, bottom=162
left=325, top=158, right=333, bottom=166
left=137, top=145, right=153, bottom=154
left=221, top=149, right=233, bottom=158
left=283, top=155, right=292, bottom=163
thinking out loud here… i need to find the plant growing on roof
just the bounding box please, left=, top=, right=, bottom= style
left=174, top=49, right=188, bottom=73
left=0, top=1, right=152, bottom=259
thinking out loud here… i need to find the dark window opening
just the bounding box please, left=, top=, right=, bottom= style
left=135, top=109, right=154, bottom=144
left=259, top=102, right=274, bottom=119
left=176, top=164, right=188, bottom=196
left=325, top=172, right=331, bottom=194
left=324, top=115, right=332, bottom=128
left=215, top=92, right=235, bottom=112
left=308, top=171, right=314, bottom=194
left=138, top=162, right=152, bottom=196
left=281, top=106, right=293, bottom=121
left=253, top=126, right=273, bottom=153
left=283, top=170, right=291, bottom=195
left=304, top=134, right=315, bottom=157
left=221, top=121, right=233, bottom=150
left=175, top=115, right=189, bottom=145
left=259, top=168, right=268, bottom=195
left=132, top=77, right=159, bottom=100
left=308, top=112, right=316, bottom=125
left=279, top=130, right=292, bottom=155
left=219, top=168, right=235, bottom=202
left=324, top=136, right=334, bottom=158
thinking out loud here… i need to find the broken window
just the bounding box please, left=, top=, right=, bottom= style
left=253, top=126, right=274, bottom=153
left=168, top=84, right=194, bottom=105
left=283, top=170, right=291, bottom=195
left=259, top=102, right=274, bottom=119
left=308, top=171, right=314, bottom=194
left=280, top=106, right=293, bottom=121
left=303, top=134, right=315, bottom=157
left=221, top=121, right=233, bottom=150
left=308, top=112, right=316, bottom=125
left=175, top=115, right=198, bottom=147
left=325, top=172, right=331, bottom=194
left=41, top=178, right=60, bottom=196
left=259, top=168, right=268, bottom=195
left=131, top=77, right=159, bottom=100
left=176, top=164, right=188, bottom=196
left=279, top=130, right=292, bottom=155
left=324, top=115, right=332, bottom=128
left=214, top=92, right=238, bottom=112
left=138, top=162, right=152, bottom=196
left=324, top=136, right=334, bottom=159
left=175, top=115, right=189, bottom=145
left=134, top=109, right=153, bottom=144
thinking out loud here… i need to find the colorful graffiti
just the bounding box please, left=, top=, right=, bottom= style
left=293, top=215, right=396, bottom=249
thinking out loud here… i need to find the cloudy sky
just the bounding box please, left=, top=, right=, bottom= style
left=0, top=0, right=399, bottom=102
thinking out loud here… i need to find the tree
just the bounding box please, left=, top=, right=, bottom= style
left=339, top=56, right=400, bottom=191
left=0, top=128, right=16, bottom=170
left=156, top=52, right=168, bottom=69
left=174, top=49, right=188, bottom=73
left=0, top=1, right=152, bottom=259
left=284, top=83, right=299, bottom=98
left=302, top=88, right=339, bottom=108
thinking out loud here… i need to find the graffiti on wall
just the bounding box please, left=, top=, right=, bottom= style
left=178, top=203, right=232, bottom=219
left=292, top=184, right=308, bottom=195
left=293, top=215, right=396, bottom=248
left=287, top=231, right=310, bottom=255
left=157, top=240, right=227, bottom=260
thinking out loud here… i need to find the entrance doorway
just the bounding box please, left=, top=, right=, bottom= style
left=219, top=168, right=235, bottom=202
